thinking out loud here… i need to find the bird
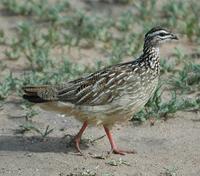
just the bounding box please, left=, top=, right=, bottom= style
left=22, top=26, right=178, bottom=155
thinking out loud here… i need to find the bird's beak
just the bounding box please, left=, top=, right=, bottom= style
left=170, top=33, right=178, bottom=40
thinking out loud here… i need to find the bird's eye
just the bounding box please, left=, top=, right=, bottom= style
left=159, top=33, right=166, bottom=37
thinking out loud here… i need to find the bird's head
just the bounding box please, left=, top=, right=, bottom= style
left=144, top=26, right=178, bottom=48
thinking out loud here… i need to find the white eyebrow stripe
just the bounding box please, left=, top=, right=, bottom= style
left=159, top=35, right=171, bottom=39
left=148, top=30, right=169, bottom=37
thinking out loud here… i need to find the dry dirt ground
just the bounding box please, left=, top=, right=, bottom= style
left=0, top=1, right=200, bottom=176
left=0, top=100, right=200, bottom=176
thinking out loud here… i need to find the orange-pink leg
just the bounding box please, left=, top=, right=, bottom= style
left=103, top=125, right=136, bottom=155
left=74, top=121, right=88, bottom=154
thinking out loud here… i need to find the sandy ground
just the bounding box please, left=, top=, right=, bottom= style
left=0, top=99, right=200, bottom=176
left=0, top=1, right=200, bottom=176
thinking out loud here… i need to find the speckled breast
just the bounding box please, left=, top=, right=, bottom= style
left=109, top=72, right=159, bottom=119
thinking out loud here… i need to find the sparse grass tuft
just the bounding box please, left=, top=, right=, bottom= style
left=16, top=123, right=53, bottom=138
left=0, top=72, right=19, bottom=100
left=133, top=84, right=200, bottom=122
left=162, top=166, right=177, bottom=176
left=2, top=0, right=70, bottom=21
left=20, top=103, right=38, bottom=120
left=67, top=167, right=97, bottom=176
left=170, top=63, right=200, bottom=93
left=106, top=158, right=131, bottom=166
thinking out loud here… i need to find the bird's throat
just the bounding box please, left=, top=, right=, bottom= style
left=143, top=45, right=159, bottom=57
left=141, top=46, right=160, bottom=73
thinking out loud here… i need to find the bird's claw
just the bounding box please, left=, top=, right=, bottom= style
left=111, top=148, right=137, bottom=155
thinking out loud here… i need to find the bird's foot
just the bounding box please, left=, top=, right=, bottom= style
left=74, top=137, right=84, bottom=155
left=111, top=148, right=137, bottom=155
left=73, top=121, right=88, bottom=156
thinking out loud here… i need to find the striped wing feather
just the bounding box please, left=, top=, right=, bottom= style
left=57, top=64, right=135, bottom=106
left=23, top=62, right=139, bottom=106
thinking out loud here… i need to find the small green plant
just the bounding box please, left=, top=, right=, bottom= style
left=16, top=123, right=53, bottom=138
left=133, top=85, right=200, bottom=122
left=67, top=168, right=97, bottom=176
left=162, top=1, right=200, bottom=41
left=0, top=73, right=18, bottom=100
left=134, top=0, right=157, bottom=21
left=4, top=48, right=20, bottom=60
left=170, top=63, right=200, bottom=93
left=162, top=167, right=177, bottom=176
left=21, top=103, right=38, bottom=120
left=160, top=59, right=176, bottom=74
left=116, top=11, right=134, bottom=31
left=2, top=0, right=70, bottom=21
left=106, top=158, right=131, bottom=166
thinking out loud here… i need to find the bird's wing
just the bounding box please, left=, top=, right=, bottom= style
left=57, top=63, right=138, bottom=106
left=23, top=61, right=140, bottom=105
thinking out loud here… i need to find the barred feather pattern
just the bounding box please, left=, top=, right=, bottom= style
left=23, top=46, right=160, bottom=126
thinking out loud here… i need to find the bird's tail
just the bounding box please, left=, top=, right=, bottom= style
left=22, top=85, right=53, bottom=103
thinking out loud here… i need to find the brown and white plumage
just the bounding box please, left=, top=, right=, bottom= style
left=23, top=26, right=178, bottom=155
left=23, top=60, right=157, bottom=126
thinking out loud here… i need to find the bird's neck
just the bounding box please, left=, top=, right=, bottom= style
left=143, top=43, right=159, bottom=57
left=139, top=44, right=160, bottom=71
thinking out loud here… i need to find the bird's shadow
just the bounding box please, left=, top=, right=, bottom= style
left=0, top=135, right=90, bottom=154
